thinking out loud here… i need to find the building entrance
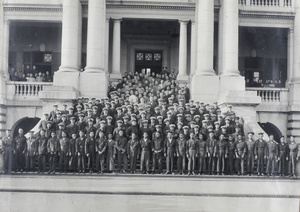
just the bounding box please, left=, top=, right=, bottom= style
left=135, top=50, right=162, bottom=75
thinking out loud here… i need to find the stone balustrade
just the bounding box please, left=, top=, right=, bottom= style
left=239, top=0, right=292, bottom=7
left=246, top=87, right=289, bottom=102
left=6, top=81, right=53, bottom=99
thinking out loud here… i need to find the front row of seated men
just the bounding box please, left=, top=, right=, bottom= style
left=1, top=127, right=299, bottom=178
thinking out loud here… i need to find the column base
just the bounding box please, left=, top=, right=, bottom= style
left=289, top=83, right=300, bottom=106
left=176, top=75, right=189, bottom=82
left=218, top=90, right=261, bottom=106
left=53, top=71, right=80, bottom=90
left=190, top=74, right=219, bottom=104
left=80, top=71, right=108, bottom=98
left=110, top=73, right=122, bottom=81
left=219, top=75, right=245, bottom=91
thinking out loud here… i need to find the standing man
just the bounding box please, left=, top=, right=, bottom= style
left=266, top=134, right=278, bottom=176
left=152, top=131, right=164, bottom=174
left=176, top=132, right=187, bottom=175
left=115, top=130, right=128, bottom=173
left=2, top=130, right=14, bottom=174
left=206, top=131, right=217, bottom=175
left=216, top=134, right=228, bottom=176
left=164, top=131, right=176, bottom=175
left=59, top=131, right=70, bottom=174
left=85, top=131, right=96, bottom=174
left=127, top=132, right=140, bottom=174
left=227, top=134, right=236, bottom=175
left=255, top=132, right=268, bottom=176
left=235, top=133, right=247, bottom=176
left=76, top=130, right=86, bottom=173
left=47, top=131, right=60, bottom=174
left=186, top=132, right=197, bottom=175
left=37, top=129, right=48, bottom=173
left=140, top=132, right=152, bottom=174
left=95, top=130, right=107, bottom=174
left=278, top=136, right=288, bottom=177
left=197, top=133, right=207, bottom=175
left=246, top=132, right=256, bottom=176
left=14, top=128, right=27, bottom=173
left=288, top=136, right=299, bottom=178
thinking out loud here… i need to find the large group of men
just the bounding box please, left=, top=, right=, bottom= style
left=0, top=71, right=299, bottom=178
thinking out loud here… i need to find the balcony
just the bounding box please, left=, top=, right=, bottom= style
left=246, top=87, right=289, bottom=112
left=239, top=0, right=294, bottom=12
left=6, top=81, right=53, bottom=101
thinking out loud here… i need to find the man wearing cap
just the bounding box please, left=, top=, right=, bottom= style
left=76, top=130, right=86, bottom=173
left=227, top=135, right=236, bottom=175
left=196, top=133, right=207, bottom=175
left=278, top=136, right=289, bottom=177
left=56, top=122, right=65, bottom=140
left=66, top=117, right=79, bottom=138
left=246, top=132, right=256, bottom=176
left=49, top=104, right=58, bottom=121
left=95, top=130, right=107, bottom=174
left=255, top=133, right=268, bottom=176
left=140, top=132, right=152, bottom=174
left=85, top=131, right=96, bottom=174
left=152, top=131, right=164, bottom=174
left=206, top=130, right=217, bottom=175
left=127, top=132, right=140, bottom=174
left=235, top=133, right=247, bottom=176
left=40, top=113, right=50, bottom=131
left=186, top=132, right=197, bottom=175
left=105, top=116, right=115, bottom=135
left=61, top=103, right=68, bottom=115
left=115, top=130, right=128, bottom=173
left=76, top=113, right=86, bottom=133
left=216, top=134, right=228, bottom=175
left=126, top=118, right=139, bottom=139
left=37, top=129, right=48, bottom=173
left=288, top=136, right=299, bottom=178
left=85, top=118, right=97, bottom=138
left=176, top=132, right=187, bottom=175
left=69, top=133, right=77, bottom=173
left=266, top=134, right=279, bottom=176
left=47, top=131, right=60, bottom=174
left=14, top=128, right=27, bottom=173
left=164, top=131, right=176, bottom=175
left=59, top=131, right=70, bottom=174
left=2, top=129, right=14, bottom=174
left=140, top=120, right=152, bottom=139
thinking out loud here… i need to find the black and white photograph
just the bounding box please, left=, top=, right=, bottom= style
left=0, top=0, right=299, bottom=211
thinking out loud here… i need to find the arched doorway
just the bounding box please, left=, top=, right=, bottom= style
left=258, top=122, right=282, bottom=142
left=11, top=117, right=40, bottom=137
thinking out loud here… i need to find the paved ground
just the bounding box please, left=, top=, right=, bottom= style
left=0, top=174, right=299, bottom=212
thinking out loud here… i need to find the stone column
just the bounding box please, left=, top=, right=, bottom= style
left=111, top=18, right=122, bottom=78
left=190, top=0, right=219, bottom=103
left=190, top=21, right=196, bottom=76
left=53, top=0, right=82, bottom=89
left=105, top=18, right=110, bottom=74
left=2, top=20, right=9, bottom=80
left=177, top=20, right=189, bottom=80
left=80, top=0, right=108, bottom=98
left=0, top=4, right=7, bottom=141
left=287, top=28, right=294, bottom=85
left=219, top=0, right=245, bottom=92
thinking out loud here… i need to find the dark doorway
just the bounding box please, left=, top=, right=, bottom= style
left=11, top=117, right=41, bottom=137
left=258, top=122, right=282, bottom=142
left=135, top=50, right=162, bottom=75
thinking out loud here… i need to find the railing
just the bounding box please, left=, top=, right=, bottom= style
left=239, top=0, right=292, bottom=7
left=246, top=87, right=289, bottom=102
left=6, top=81, right=53, bottom=98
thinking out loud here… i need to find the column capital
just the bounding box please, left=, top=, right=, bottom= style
left=178, top=20, right=190, bottom=25
left=111, top=17, right=123, bottom=22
